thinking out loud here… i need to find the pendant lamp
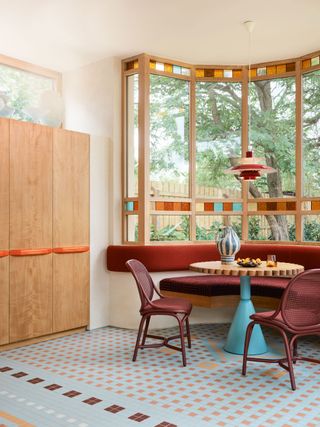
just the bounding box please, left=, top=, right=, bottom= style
left=225, top=21, right=275, bottom=181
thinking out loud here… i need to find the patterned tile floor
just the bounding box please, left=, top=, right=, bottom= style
left=0, top=323, right=319, bottom=427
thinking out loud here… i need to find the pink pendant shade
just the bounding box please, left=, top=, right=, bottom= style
left=225, top=151, right=276, bottom=181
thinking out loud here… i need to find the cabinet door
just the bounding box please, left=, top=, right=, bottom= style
left=0, top=118, right=9, bottom=345
left=53, top=129, right=89, bottom=247
left=10, top=254, right=52, bottom=342
left=53, top=252, right=89, bottom=332
left=10, top=120, right=52, bottom=249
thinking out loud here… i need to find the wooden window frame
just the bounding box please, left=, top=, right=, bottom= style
left=122, top=51, right=320, bottom=245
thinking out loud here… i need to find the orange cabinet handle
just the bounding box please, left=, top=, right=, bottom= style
left=10, top=248, right=52, bottom=256
left=0, top=250, right=9, bottom=257
left=53, top=246, right=89, bottom=254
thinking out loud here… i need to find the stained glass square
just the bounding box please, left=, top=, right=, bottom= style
left=286, top=63, right=295, bottom=72
left=126, top=202, right=134, bottom=212
left=233, top=70, right=242, bottom=79
left=223, top=202, right=233, bottom=211
left=204, top=202, right=214, bottom=211
left=311, top=200, right=320, bottom=210
left=214, top=69, right=223, bottom=78
left=196, top=69, right=204, bottom=78
left=223, top=70, right=233, bottom=78
left=164, top=63, right=173, bottom=73
left=248, top=203, right=257, bottom=211
left=204, top=69, right=214, bottom=77
left=277, top=202, right=287, bottom=211
left=196, top=203, right=204, bottom=212
left=276, top=64, right=286, bottom=74
left=214, top=202, right=223, bottom=212
left=267, top=66, right=276, bottom=75
left=302, top=59, right=311, bottom=69
left=302, top=201, right=312, bottom=211
left=233, top=203, right=242, bottom=212
left=257, top=67, right=267, bottom=76
left=311, top=56, right=320, bottom=67
left=150, top=60, right=156, bottom=69
left=173, top=65, right=182, bottom=74
left=181, top=67, right=191, bottom=76
left=156, top=62, right=165, bottom=72
left=249, top=69, right=257, bottom=78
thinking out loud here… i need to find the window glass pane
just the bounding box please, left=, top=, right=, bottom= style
left=150, top=215, right=190, bottom=241
left=196, top=215, right=242, bottom=241
left=126, top=74, right=139, bottom=197
left=303, top=215, right=320, bottom=242
left=248, top=215, right=295, bottom=241
left=249, top=77, right=296, bottom=198
left=126, top=215, right=138, bottom=242
left=149, top=75, right=189, bottom=197
left=195, top=82, right=242, bottom=199
left=303, top=70, right=320, bottom=196
left=0, top=64, right=54, bottom=123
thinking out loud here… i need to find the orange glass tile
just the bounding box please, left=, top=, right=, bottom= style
left=277, top=202, right=287, bottom=211
left=126, top=61, right=134, bottom=71
left=204, top=69, right=214, bottom=77
left=257, top=202, right=267, bottom=211
left=196, top=69, right=205, bottom=78
left=173, top=202, right=181, bottom=211
left=133, top=201, right=139, bottom=211
left=286, top=201, right=296, bottom=211
left=133, top=60, right=139, bottom=69
left=164, top=202, right=174, bottom=211
left=302, top=59, right=311, bottom=69
left=233, top=70, right=242, bottom=79
left=311, top=200, right=320, bottom=210
left=164, top=63, right=173, bottom=73
left=276, top=64, right=286, bottom=74
left=267, top=66, right=276, bottom=75
left=223, top=202, right=233, bottom=211
left=286, top=62, right=295, bottom=72
left=155, top=201, right=164, bottom=211
left=150, top=60, right=156, bottom=69
left=181, top=202, right=190, bottom=211
left=214, top=69, right=223, bottom=78
left=204, top=202, right=213, bottom=211
left=249, top=69, right=257, bottom=78
left=267, top=202, right=277, bottom=211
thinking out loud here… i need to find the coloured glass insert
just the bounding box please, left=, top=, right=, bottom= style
left=149, top=75, right=190, bottom=197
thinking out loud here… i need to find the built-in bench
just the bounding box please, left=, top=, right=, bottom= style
left=107, top=243, right=320, bottom=312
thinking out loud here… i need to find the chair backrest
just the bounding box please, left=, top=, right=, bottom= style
left=280, top=269, right=320, bottom=330
left=126, top=259, right=155, bottom=311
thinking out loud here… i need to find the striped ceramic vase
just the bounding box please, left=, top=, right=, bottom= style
left=217, top=226, right=241, bottom=264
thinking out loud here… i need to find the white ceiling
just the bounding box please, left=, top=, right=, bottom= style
left=0, top=0, right=319, bottom=72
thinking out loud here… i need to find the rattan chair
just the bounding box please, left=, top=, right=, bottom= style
left=242, top=269, right=320, bottom=390
left=126, top=259, right=192, bottom=366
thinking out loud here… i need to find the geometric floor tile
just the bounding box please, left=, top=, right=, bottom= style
left=0, top=324, right=319, bottom=427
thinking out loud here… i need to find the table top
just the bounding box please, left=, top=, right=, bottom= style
left=189, top=260, right=304, bottom=277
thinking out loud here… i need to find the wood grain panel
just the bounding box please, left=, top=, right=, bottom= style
left=0, top=118, right=9, bottom=250
left=53, top=252, right=89, bottom=332
left=53, top=129, right=89, bottom=246
left=10, top=254, right=52, bottom=342
left=10, top=120, right=52, bottom=249
left=0, top=257, right=9, bottom=344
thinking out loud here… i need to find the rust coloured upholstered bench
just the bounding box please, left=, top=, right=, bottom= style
left=107, top=243, right=320, bottom=310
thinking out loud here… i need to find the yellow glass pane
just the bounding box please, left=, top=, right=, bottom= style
left=150, top=60, right=156, bottom=69
left=248, top=203, right=257, bottom=211
left=133, top=60, right=139, bottom=69
left=276, top=64, right=286, bottom=74
left=233, top=70, right=242, bottom=79
left=164, top=63, right=173, bottom=73
left=267, top=66, right=276, bottom=75
left=302, top=201, right=311, bottom=211
left=214, top=69, right=223, bottom=78
left=249, top=69, right=257, bottom=78
left=196, top=203, right=204, bottom=211
left=302, top=59, right=311, bottom=69
left=196, top=69, right=204, bottom=78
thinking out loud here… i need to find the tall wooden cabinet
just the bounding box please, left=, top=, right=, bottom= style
left=0, top=118, right=90, bottom=349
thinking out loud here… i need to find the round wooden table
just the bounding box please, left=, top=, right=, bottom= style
left=189, top=261, right=304, bottom=355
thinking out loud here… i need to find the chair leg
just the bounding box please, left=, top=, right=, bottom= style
left=186, top=317, right=191, bottom=349
left=133, top=316, right=146, bottom=362
left=242, top=321, right=255, bottom=376
left=141, top=316, right=151, bottom=347
left=280, top=330, right=296, bottom=391
left=178, top=318, right=187, bottom=367
left=292, top=337, right=298, bottom=363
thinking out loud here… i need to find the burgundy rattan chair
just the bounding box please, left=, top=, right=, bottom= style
left=242, top=269, right=320, bottom=390
left=126, top=259, right=192, bottom=366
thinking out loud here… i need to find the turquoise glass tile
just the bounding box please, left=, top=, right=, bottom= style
left=233, top=202, right=242, bottom=212
left=173, top=65, right=182, bottom=74
left=126, top=201, right=134, bottom=211
left=214, top=202, right=223, bottom=212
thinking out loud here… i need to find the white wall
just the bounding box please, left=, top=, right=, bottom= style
left=63, top=56, right=122, bottom=330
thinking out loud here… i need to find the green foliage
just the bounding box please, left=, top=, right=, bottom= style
left=303, top=218, right=320, bottom=242
left=150, top=216, right=189, bottom=241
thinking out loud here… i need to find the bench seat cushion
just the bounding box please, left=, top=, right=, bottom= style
left=159, top=275, right=290, bottom=299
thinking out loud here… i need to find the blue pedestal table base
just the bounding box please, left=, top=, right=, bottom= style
left=224, top=275, right=268, bottom=355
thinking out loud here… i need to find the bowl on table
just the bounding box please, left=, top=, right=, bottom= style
left=236, top=257, right=262, bottom=268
